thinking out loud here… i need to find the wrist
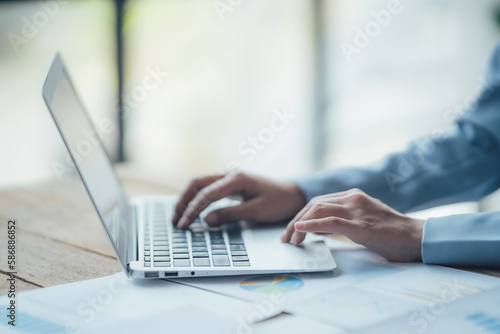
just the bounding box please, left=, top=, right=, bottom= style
left=284, top=181, right=307, bottom=210
left=409, top=217, right=425, bottom=262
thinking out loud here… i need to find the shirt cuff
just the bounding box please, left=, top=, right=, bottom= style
left=422, top=212, right=500, bottom=267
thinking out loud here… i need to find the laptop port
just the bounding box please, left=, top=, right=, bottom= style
left=164, top=272, right=178, bottom=277
left=145, top=271, right=159, bottom=278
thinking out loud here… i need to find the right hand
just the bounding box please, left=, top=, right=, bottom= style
left=172, top=172, right=307, bottom=229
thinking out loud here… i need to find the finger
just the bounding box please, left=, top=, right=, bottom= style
left=282, top=202, right=348, bottom=243
left=172, top=174, right=224, bottom=223
left=291, top=230, right=307, bottom=245
left=177, top=172, right=246, bottom=228
left=281, top=202, right=313, bottom=243
left=294, top=217, right=354, bottom=235
left=289, top=204, right=339, bottom=245
left=204, top=199, right=259, bottom=225
left=309, top=189, right=366, bottom=206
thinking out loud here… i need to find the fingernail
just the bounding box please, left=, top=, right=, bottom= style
left=294, top=222, right=305, bottom=230
left=205, top=212, right=217, bottom=224
left=178, top=217, right=187, bottom=227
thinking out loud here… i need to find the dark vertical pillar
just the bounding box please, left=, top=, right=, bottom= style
left=116, top=0, right=125, bottom=162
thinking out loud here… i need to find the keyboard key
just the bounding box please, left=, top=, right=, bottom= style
left=154, top=246, right=169, bottom=251
left=211, top=245, right=227, bottom=250
left=192, top=252, right=209, bottom=258
left=154, top=262, right=171, bottom=267
left=210, top=239, right=226, bottom=244
left=212, top=255, right=230, bottom=266
left=231, top=250, right=247, bottom=256
left=174, top=260, right=191, bottom=267
left=232, top=256, right=249, bottom=261
left=144, top=251, right=151, bottom=256
left=155, top=229, right=168, bottom=234
left=233, top=261, right=250, bottom=267
left=173, top=254, right=190, bottom=259
left=154, top=241, right=169, bottom=246
left=230, top=244, right=245, bottom=251
left=192, top=247, right=208, bottom=252
left=172, top=248, right=189, bottom=254
left=193, top=258, right=211, bottom=267
left=191, top=242, right=207, bottom=247
left=173, top=243, right=188, bottom=248
left=144, top=263, right=151, bottom=267
left=153, top=251, right=170, bottom=256
left=211, top=250, right=228, bottom=255
left=154, top=256, right=170, bottom=262
left=228, top=239, right=244, bottom=245
left=144, top=256, right=151, bottom=262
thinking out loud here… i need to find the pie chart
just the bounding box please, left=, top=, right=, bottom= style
left=240, top=275, right=304, bottom=294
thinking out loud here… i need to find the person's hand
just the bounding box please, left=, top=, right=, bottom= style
left=281, top=188, right=424, bottom=262
left=173, top=172, right=307, bottom=228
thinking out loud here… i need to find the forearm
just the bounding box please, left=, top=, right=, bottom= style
left=292, top=120, right=500, bottom=213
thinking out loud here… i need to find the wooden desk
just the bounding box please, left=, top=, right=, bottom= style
left=0, top=171, right=178, bottom=294
left=1, top=173, right=499, bottom=295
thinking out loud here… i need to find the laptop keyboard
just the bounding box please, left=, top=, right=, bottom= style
left=142, top=202, right=250, bottom=268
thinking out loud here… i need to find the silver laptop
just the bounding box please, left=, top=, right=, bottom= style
left=42, top=54, right=336, bottom=279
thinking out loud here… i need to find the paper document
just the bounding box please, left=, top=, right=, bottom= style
left=0, top=273, right=273, bottom=333
left=284, top=262, right=500, bottom=331
left=354, top=286, right=500, bottom=334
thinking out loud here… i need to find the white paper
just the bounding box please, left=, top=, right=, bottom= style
left=169, top=248, right=406, bottom=306
left=252, top=314, right=345, bottom=334
left=284, top=262, right=500, bottom=331
left=353, top=286, right=500, bottom=334
left=0, top=273, right=274, bottom=333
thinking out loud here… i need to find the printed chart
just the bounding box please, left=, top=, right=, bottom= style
left=240, top=275, right=304, bottom=294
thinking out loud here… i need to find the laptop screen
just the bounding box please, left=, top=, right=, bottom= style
left=42, top=54, right=130, bottom=273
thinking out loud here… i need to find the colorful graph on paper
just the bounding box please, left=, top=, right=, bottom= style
left=240, top=275, right=304, bottom=293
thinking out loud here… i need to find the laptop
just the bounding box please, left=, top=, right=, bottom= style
left=41, top=54, right=337, bottom=279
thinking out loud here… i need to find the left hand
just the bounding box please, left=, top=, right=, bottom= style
left=281, top=188, right=425, bottom=262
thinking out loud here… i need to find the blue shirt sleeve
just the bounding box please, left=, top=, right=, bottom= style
left=423, top=212, right=500, bottom=267
left=292, top=42, right=500, bottom=267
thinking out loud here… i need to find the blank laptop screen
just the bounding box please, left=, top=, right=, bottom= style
left=43, top=55, right=130, bottom=271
